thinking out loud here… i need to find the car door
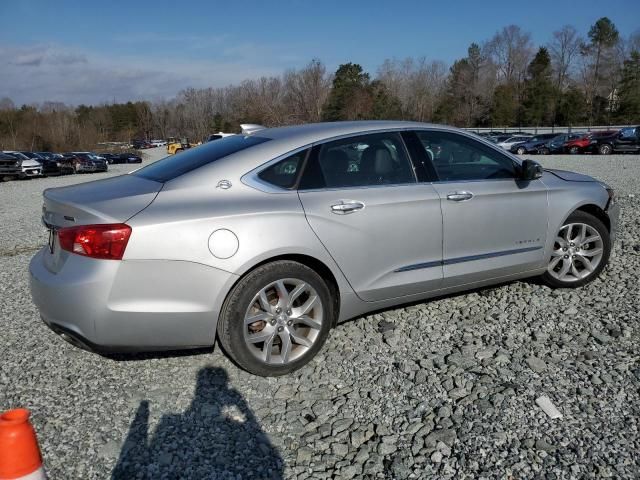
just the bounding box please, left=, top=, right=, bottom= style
left=297, top=131, right=443, bottom=302
left=413, top=130, right=548, bottom=287
left=616, top=127, right=639, bottom=151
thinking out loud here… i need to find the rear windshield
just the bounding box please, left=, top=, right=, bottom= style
left=133, top=135, right=271, bottom=182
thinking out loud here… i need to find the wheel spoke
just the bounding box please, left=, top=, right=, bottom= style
left=288, top=282, right=308, bottom=307
left=563, top=224, right=573, bottom=241
left=580, top=248, right=602, bottom=258
left=261, top=333, right=276, bottom=363
left=579, top=224, right=587, bottom=243
left=279, top=331, right=292, bottom=363
left=244, top=311, right=272, bottom=326
left=247, top=328, right=275, bottom=344
left=289, top=330, right=313, bottom=348
left=258, top=290, right=272, bottom=312
left=549, top=256, right=562, bottom=269
left=297, top=294, right=318, bottom=316
left=582, top=235, right=600, bottom=245
left=578, top=256, right=595, bottom=272
left=551, top=248, right=564, bottom=257
left=558, top=260, right=572, bottom=279
left=570, top=262, right=582, bottom=278
left=275, top=280, right=290, bottom=308
left=555, top=237, right=566, bottom=248
left=293, top=314, right=322, bottom=330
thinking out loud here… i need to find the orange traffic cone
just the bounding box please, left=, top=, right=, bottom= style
left=0, top=409, right=46, bottom=480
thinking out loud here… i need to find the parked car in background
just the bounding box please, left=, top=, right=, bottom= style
left=563, top=130, right=619, bottom=154
left=2, top=151, right=43, bottom=178
left=541, top=133, right=586, bottom=154
left=496, top=135, right=532, bottom=150
left=106, top=153, right=143, bottom=164
left=150, top=140, right=167, bottom=147
left=30, top=121, right=619, bottom=376
left=63, top=153, right=96, bottom=173
left=71, top=152, right=108, bottom=172
left=0, top=152, right=22, bottom=180
left=509, top=134, right=559, bottom=154
left=486, top=134, right=512, bottom=144
left=587, top=126, right=640, bottom=154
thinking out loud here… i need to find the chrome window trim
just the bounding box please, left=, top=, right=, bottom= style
left=243, top=128, right=421, bottom=193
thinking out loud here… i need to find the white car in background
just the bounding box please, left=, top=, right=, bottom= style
left=496, top=135, right=532, bottom=150
left=2, top=151, right=43, bottom=178
left=150, top=140, right=167, bottom=147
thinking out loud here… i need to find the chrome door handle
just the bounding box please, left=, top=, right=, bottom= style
left=331, top=201, right=365, bottom=214
left=446, top=191, right=474, bottom=202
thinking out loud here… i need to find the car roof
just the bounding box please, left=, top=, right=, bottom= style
left=257, top=121, right=456, bottom=146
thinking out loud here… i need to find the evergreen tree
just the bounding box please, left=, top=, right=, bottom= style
left=322, top=63, right=370, bottom=121
left=616, top=50, right=640, bottom=123
left=523, top=47, right=555, bottom=125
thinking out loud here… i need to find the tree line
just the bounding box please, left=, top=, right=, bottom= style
left=0, top=17, right=638, bottom=152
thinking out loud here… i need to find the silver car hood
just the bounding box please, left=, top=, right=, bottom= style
left=545, top=169, right=597, bottom=183
left=43, top=174, right=162, bottom=227
left=22, top=159, right=42, bottom=167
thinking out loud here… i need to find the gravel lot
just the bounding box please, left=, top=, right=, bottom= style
left=1, top=149, right=639, bottom=479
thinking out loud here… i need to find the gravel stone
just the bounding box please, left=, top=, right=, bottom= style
left=2, top=152, right=640, bottom=479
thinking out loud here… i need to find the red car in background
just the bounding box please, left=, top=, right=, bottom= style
left=564, top=130, right=619, bottom=154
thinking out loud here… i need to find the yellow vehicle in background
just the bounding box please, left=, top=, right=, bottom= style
left=166, top=137, right=192, bottom=155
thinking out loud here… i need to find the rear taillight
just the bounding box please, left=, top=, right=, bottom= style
left=58, top=224, right=131, bottom=260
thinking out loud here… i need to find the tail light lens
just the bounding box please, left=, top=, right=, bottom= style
left=58, top=224, right=131, bottom=260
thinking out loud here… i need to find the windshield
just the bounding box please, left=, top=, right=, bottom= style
left=133, top=135, right=271, bottom=183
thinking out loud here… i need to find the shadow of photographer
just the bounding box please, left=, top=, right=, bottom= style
left=112, top=366, right=283, bottom=479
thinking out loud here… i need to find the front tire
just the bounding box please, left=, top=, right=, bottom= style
left=541, top=211, right=610, bottom=288
left=516, top=146, right=526, bottom=155
left=217, top=261, right=334, bottom=376
left=569, top=146, right=579, bottom=154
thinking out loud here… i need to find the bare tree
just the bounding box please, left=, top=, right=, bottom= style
left=548, top=25, right=582, bottom=91
left=284, top=59, right=331, bottom=123
left=486, top=25, right=534, bottom=85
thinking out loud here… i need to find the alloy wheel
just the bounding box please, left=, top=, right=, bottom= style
left=243, top=278, right=323, bottom=365
left=548, top=223, right=604, bottom=283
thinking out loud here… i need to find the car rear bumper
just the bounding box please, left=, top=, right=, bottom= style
left=29, top=248, right=237, bottom=352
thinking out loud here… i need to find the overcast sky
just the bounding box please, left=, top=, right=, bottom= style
left=1, top=0, right=638, bottom=106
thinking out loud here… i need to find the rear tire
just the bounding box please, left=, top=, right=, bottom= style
left=217, top=260, right=334, bottom=376
left=569, top=146, right=579, bottom=154
left=541, top=211, right=610, bottom=288
left=599, top=144, right=612, bottom=155
left=516, top=147, right=526, bottom=155
left=539, top=147, right=550, bottom=155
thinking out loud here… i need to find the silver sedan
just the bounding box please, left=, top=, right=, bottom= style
left=30, top=121, right=620, bottom=376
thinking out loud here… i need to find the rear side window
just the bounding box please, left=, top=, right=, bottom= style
left=257, top=150, right=307, bottom=189
left=133, top=135, right=270, bottom=182
left=300, top=132, right=415, bottom=190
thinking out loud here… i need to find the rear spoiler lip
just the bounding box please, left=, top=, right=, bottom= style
left=240, top=124, right=267, bottom=135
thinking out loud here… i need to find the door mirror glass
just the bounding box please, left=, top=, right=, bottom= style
left=521, top=159, right=543, bottom=180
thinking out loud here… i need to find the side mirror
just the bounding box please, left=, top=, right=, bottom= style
left=521, top=159, right=543, bottom=180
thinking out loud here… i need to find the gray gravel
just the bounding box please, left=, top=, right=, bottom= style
left=1, top=152, right=639, bottom=479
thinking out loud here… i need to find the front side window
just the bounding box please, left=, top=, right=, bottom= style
left=300, top=132, right=415, bottom=189
left=257, top=149, right=307, bottom=189
left=416, top=131, right=517, bottom=182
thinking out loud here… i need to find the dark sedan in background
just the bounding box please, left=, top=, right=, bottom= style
left=509, top=133, right=559, bottom=154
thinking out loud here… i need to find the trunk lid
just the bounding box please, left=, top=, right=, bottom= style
left=43, top=174, right=162, bottom=228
